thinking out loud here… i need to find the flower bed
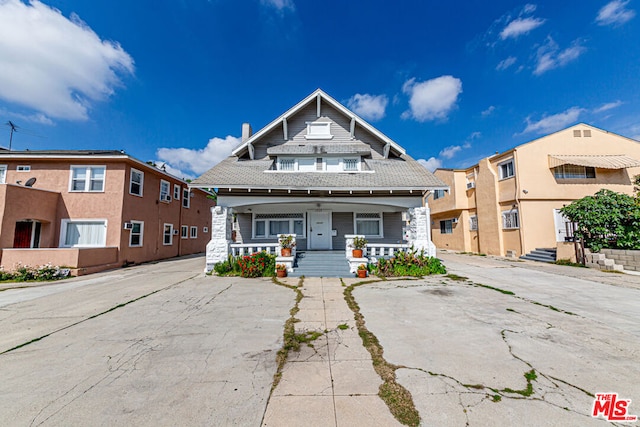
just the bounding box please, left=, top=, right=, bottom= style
left=368, top=249, right=446, bottom=277
left=0, top=263, right=71, bottom=282
left=213, top=251, right=276, bottom=278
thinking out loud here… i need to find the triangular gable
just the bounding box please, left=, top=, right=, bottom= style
left=231, top=89, right=406, bottom=158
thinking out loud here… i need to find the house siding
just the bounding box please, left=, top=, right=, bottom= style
left=332, top=212, right=354, bottom=250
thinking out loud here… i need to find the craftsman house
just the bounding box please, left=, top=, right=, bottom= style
left=191, top=89, right=447, bottom=273
left=430, top=123, right=640, bottom=261
left=0, top=150, right=215, bottom=275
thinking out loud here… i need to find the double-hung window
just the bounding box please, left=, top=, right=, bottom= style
left=182, top=189, right=190, bottom=208
left=502, top=210, right=519, bottom=229
left=163, top=224, right=173, bottom=245
left=181, top=225, right=189, bottom=239
left=190, top=226, right=197, bottom=238
left=129, top=221, right=143, bottom=247
left=130, top=169, right=144, bottom=196
left=354, top=213, right=383, bottom=238
left=499, top=160, right=515, bottom=180
left=160, top=180, right=171, bottom=202
left=174, top=184, right=181, bottom=200
left=60, top=219, right=107, bottom=247
left=433, top=190, right=446, bottom=200
left=253, top=214, right=304, bottom=238
left=70, top=166, right=105, bottom=192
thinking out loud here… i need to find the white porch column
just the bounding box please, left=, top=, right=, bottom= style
left=205, top=206, right=233, bottom=272
left=407, top=206, right=437, bottom=257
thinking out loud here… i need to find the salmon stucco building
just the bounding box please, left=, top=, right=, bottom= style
left=0, top=150, right=215, bottom=275
left=429, top=124, right=640, bottom=261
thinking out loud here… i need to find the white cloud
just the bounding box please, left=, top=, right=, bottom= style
left=156, top=135, right=241, bottom=179
left=481, top=106, right=496, bottom=117
left=0, top=0, right=134, bottom=121
left=521, top=107, right=583, bottom=134
left=596, top=0, right=636, bottom=26
left=496, top=56, right=517, bottom=71
left=522, top=4, right=537, bottom=14
left=417, top=157, right=442, bottom=172
left=260, top=0, right=295, bottom=12
left=500, top=17, right=545, bottom=39
left=534, top=37, right=586, bottom=75
left=594, top=100, right=623, bottom=113
left=347, top=93, right=388, bottom=121
left=402, top=76, right=463, bottom=122
left=439, top=145, right=462, bottom=159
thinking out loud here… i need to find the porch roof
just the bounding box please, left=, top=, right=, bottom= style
left=191, top=154, right=447, bottom=191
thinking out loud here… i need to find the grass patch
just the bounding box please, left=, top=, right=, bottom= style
left=445, top=274, right=468, bottom=281
left=473, top=282, right=515, bottom=295
left=554, top=259, right=586, bottom=268
left=343, top=279, right=420, bottom=426
left=492, top=394, right=502, bottom=402
left=500, top=369, right=537, bottom=397
left=337, top=323, right=349, bottom=330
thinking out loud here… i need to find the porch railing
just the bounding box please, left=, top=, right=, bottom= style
left=230, top=243, right=279, bottom=257
left=367, top=243, right=410, bottom=259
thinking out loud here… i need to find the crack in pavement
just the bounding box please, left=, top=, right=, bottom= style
left=0, top=273, right=199, bottom=355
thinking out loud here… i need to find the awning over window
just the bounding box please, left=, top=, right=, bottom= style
left=548, top=154, right=640, bottom=169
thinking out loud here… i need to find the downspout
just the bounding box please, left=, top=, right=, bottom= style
left=513, top=149, right=525, bottom=257
left=178, top=186, right=184, bottom=257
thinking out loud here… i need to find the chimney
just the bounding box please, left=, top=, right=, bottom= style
left=242, top=123, right=253, bottom=142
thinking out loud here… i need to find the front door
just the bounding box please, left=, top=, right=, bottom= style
left=308, top=211, right=331, bottom=250
left=13, top=221, right=33, bottom=248
left=553, top=209, right=570, bottom=242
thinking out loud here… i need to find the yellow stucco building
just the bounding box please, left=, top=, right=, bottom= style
left=430, top=124, right=640, bottom=260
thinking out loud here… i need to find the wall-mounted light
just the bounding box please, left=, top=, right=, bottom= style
left=522, top=189, right=529, bottom=194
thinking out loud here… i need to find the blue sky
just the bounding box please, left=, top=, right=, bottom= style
left=1, top=0, right=639, bottom=179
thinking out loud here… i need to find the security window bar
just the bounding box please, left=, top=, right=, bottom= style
left=553, top=165, right=596, bottom=179
left=502, top=210, right=519, bottom=229
left=469, top=216, right=478, bottom=231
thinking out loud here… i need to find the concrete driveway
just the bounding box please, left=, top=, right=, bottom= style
left=354, top=253, right=640, bottom=426
left=0, top=256, right=294, bottom=426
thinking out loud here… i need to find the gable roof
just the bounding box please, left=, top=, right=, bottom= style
left=231, top=88, right=406, bottom=158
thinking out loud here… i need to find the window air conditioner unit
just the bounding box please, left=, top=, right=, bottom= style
left=452, top=218, right=459, bottom=224
left=161, top=194, right=171, bottom=202
left=123, top=222, right=133, bottom=230
left=467, top=182, right=476, bottom=189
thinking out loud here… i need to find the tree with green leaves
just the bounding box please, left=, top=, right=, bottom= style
left=560, top=189, right=640, bottom=252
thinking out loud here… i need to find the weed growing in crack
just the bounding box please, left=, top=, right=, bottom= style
left=445, top=274, right=468, bottom=281
left=492, top=394, right=502, bottom=402
left=338, top=323, right=349, bottom=330
left=506, top=308, right=518, bottom=313
left=472, top=282, right=515, bottom=295
left=501, top=369, right=537, bottom=397
left=343, top=279, right=421, bottom=427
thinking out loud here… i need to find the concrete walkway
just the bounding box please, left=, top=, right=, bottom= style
left=262, top=277, right=400, bottom=427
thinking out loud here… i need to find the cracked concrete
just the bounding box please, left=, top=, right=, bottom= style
left=354, top=252, right=639, bottom=426
left=0, top=256, right=293, bottom=426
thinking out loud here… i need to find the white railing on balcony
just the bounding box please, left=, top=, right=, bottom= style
left=230, top=243, right=279, bottom=257
left=367, top=243, right=410, bottom=259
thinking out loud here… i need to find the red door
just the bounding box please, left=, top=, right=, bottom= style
left=13, top=222, right=32, bottom=248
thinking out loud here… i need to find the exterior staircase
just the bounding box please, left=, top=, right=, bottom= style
left=520, top=248, right=557, bottom=263
left=289, top=251, right=352, bottom=278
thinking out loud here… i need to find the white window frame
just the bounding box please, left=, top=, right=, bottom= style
left=181, top=225, right=188, bottom=239
left=469, top=215, right=478, bottom=231
left=502, top=210, right=519, bottom=229
left=69, top=165, right=106, bottom=192
left=190, top=226, right=197, bottom=239
left=60, top=219, right=107, bottom=248
left=252, top=213, right=305, bottom=239
left=160, top=180, right=171, bottom=202
left=354, top=212, right=384, bottom=238
left=0, top=165, right=6, bottom=184
left=305, top=121, right=333, bottom=140
left=498, top=159, right=515, bottom=180
left=182, top=188, right=190, bottom=208
left=440, top=219, right=453, bottom=234
left=342, top=158, right=359, bottom=171
left=163, top=223, right=173, bottom=245
left=129, top=168, right=144, bottom=197
left=17, top=165, right=31, bottom=172
left=129, top=220, right=144, bottom=247
left=174, top=184, right=181, bottom=200
left=278, top=158, right=296, bottom=171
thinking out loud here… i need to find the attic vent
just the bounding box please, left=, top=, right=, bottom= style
left=573, top=130, right=581, bottom=137
left=583, top=129, right=592, bottom=137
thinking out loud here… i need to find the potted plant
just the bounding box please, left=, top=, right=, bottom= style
left=276, top=264, right=287, bottom=278
left=356, top=264, right=367, bottom=278
left=352, top=236, right=367, bottom=258
left=279, top=235, right=296, bottom=257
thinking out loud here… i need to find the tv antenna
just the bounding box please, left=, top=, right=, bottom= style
left=5, top=121, right=18, bottom=150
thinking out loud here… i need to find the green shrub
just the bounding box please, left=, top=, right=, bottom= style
left=369, top=249, right=446, bottom=277
left=214, top=251, right=276, bottom=278
left=1, top=264, right=70, bottom=282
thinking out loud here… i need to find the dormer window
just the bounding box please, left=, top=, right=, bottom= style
left=305, top=122, right=332, bottom=140
left=279, top=158, right=295, bottom=171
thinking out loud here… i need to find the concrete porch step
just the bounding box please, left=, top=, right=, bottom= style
left=520, top=247, right=557, bottom=263
left=289, top=251, right=352, bottom=278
